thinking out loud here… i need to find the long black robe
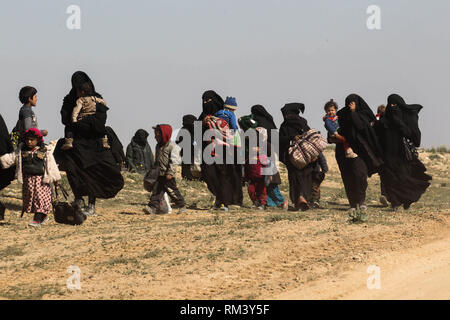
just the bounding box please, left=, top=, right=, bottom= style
left=176, top=115, right=198, bottom=180
left=335, top=143, right=368, bottom=208
left=0, top=114, right=15, bottom=191
left=334, top=94, right=382, bottom=208
left=279, top=106, right=314, bottom=207
left=199, top=91, right=242, bottom=206
left=376, top=96, right=431, bottom=208
left=54, top=72, right=124, bottom=200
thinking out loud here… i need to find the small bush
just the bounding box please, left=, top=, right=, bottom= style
left=348, top=209, right=368, bottom=224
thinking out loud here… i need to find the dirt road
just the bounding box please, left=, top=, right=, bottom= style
left=276, top=233, right=450, bottom=299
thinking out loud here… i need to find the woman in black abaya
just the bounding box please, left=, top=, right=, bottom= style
left=198, top=90, right=243, bottom=210
left=376, top=94, right=431, bottom=210
left=0, top=113, right=16, bottom=220
left=54, top=71, right=124, bottom=216
left=335, top=94, right=384, bottom=210
left=176, top=114, right=198, bottom=180
left=279, top=103, right=314, bottom=211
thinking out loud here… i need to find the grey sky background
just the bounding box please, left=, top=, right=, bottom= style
left=1, top=0, right=449, bottom=149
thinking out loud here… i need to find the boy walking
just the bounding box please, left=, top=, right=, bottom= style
left=144, top=124, right=186, bottom=214
left=13, top=86, right=48, bottom=148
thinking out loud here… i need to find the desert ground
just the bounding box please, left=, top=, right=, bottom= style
left=0, top=148, right=449, bottom=300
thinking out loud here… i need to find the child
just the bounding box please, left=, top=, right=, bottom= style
left=14, top=86, right=48, bottom=147
left=0, top=128, right=61, bottom=227
left=144, top=124, right=186, bottom=214
left=244, top=145, right=268, bottom=210
left=61, top=82, right=109, bottom=150
left=323, top=99, right=357, bottom=158
left=215, top=96, right=239, bottom=130
left=311, top=152, right=328, bottom=208
left=376, top=104, right=386, bottom=120
left=376, top=104, right=388, bottom=206
left=254, top=127, right=288, bottom=210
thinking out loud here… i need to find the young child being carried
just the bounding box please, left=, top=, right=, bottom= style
left=323, top=99, right=357, bottom=159
left=61, top=82, right=109, bottom=150
left=0, top=128, right=61, bottom=227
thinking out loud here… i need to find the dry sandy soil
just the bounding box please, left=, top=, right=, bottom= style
left=0, top=149, right=449, bottom=300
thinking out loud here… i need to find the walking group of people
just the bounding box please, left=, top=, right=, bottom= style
left=0, top=70, right=432, bottom=227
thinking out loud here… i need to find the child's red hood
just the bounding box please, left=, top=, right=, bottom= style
left=156, top=124, right=172, bottom=145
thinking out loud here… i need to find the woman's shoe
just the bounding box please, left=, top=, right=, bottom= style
left=83, top=204, right=96, bottom=216
left=0, top=203, right=5, bottom=221
left=73, top=198, right=86, bottom=212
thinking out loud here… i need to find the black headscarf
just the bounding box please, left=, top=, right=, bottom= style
left=61, top=71, right=102, bottom=126
left=342, top=94, right=376, bottom=124
left=279, top=103, right=310, bottom=164
left=199, top=90, right=224, bottom=121
left=182, top=114, right=197, bottom=134
left=281, top=103, right=305, bottom=118
left=387, top=94, right=423, bottom=147
left=251, top=105, right=277, bottom=130
left=133, top=129, right=149, bottom=146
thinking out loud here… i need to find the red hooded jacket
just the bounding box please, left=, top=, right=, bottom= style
left=156, top=124, right=173, bottom=145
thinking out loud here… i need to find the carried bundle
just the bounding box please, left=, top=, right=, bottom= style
left=288, top=129, right=328, bottom=169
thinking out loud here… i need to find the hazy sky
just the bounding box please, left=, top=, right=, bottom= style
left=1, top=0, right=449, bottom=148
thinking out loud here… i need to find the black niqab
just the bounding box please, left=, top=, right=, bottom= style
left=133, top=129, right=149, bottom=146
left=387, top=94, right=422, bottom=147
left=199, top=90, right=224, bottom=121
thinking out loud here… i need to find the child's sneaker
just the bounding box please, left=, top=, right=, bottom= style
left=102, top=136, right=110, bottom=149
left=279, top=200, right=289, bottom=211
left=345, top=148, right=358, bottom=159
left=29, top=213, right=48, bottom=227
left=61, top=138, right=74, bottom=151
left=28, top=220, right=42, bottom=227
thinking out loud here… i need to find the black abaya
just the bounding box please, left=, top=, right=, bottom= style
left=376, top=99, right=431, bottom=208
left=0, top=114, right=15, bottom=191
left=279, top=104, right=314, bottom=208
left=335, top=143, right=368, bottom=208
left=54, top=72, right=124, bottom=200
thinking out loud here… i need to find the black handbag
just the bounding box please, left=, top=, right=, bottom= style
left=143, top=166, right=160, bottom=192
left=402, top=137, right=418, bottom=161
left=53, top=185, right=87, bottom=225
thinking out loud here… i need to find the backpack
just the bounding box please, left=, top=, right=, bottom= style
left=238, top=115, right=258, bottom=132
left=53, top=185, right=87, bottom=226
left=10, top=119, right=24, bottom=150
left=288, top=129, right=328, bottom=169
left=143, top=166, right=160, bottom=192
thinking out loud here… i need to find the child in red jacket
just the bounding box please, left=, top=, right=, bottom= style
left=244, top=145, right=269, bottom=210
